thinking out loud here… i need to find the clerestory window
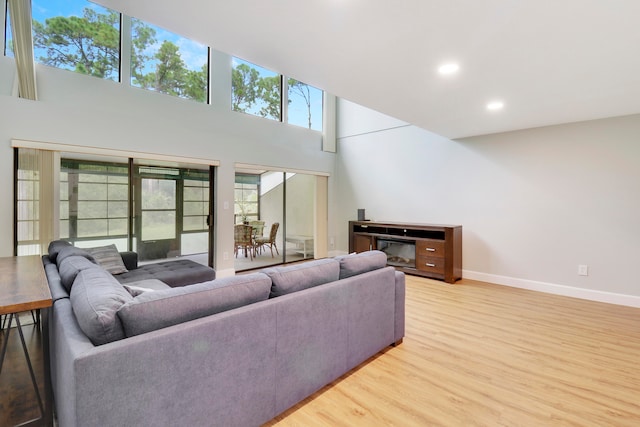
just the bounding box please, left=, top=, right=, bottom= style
left=130, top=18, right=209, bottom=103
left=5, top=0, right=121, bottom=81
left=287, top=79, right=323, bottom=131
left=232, top=57, right=282, bottom=121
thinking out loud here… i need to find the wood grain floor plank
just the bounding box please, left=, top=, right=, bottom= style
left=266, top=276, right=640, bottom=426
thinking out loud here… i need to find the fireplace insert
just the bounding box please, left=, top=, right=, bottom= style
left=376, top=239, right=415, bottom=269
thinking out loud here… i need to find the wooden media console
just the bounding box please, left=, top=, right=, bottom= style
left=349, top=221, right=462, bottom=283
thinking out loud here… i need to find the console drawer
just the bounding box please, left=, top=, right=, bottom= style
left=416, top=255, right=445, bottom=274
left=416, top=239, right=445, bottom=258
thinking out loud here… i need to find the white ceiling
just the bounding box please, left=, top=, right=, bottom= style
left=95, top=0, right=640, bottom=139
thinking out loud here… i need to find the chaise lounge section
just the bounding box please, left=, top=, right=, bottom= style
left=45, top=240, right=216, bottom=288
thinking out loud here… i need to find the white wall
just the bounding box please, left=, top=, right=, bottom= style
left=336, top=100, right=640, bottom=306
left=0, top=52, right=335, bottom=275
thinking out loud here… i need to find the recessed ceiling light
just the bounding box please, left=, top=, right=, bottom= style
left=486, top=101, right=504, bottom=111
left=438, top=63, right=460, bottom=75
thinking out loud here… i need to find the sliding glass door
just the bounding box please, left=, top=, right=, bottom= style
left=234, top=168, right=323, bottom=271
left=55, top=154, right=214, bottom=266
left=234, top=170, right=284, bottom=270
left=135, top=170, right=179, bottom=260
left=284, top=172, right=315, bottom=261
left=60, top=158, right=130, bottom=251
left=133, top=163, right=212, bottom=264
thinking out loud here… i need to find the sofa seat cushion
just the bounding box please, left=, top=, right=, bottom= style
left=59, top=255, right=100, bottom=293
left=115, top=259, right=216, bottom=287
left=117, top=273, right=272, bottom=337
left=122, top=279, right=172, bottom=296
left=335, top=250, right=388, bottom=279
left=70, top=267, right=134, bottom=346
left=263, top=258, right=340, bottom=298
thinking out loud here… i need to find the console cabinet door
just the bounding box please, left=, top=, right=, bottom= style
left=353, top=233, right=374, bottom=253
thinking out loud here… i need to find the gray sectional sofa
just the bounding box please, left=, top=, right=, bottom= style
left=43, top=242, right=405, bottom=427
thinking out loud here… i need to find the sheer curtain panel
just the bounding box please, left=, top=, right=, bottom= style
left=8, top=0, right=38, bottom=100
left=15, top=148, right=57, bottom=255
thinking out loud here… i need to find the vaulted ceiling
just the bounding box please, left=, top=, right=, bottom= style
left=95, top=0, right=640, bottom=139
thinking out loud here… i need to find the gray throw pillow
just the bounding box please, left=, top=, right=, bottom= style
left=70, top=268, right=134, bottom=346
left=117, top=273, right=272, bottom=337
left=85, top=244, right=128, bottom=275
left=334, top=250, right=388, bottom=279
left=262, top=258, right=340, bottom=298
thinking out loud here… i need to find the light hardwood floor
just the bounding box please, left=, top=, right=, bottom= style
left=266, top=275, right=640, bottom=426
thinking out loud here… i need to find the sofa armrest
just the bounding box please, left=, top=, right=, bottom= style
left=394, top=271, right=406, bottom=344
left=63, top=300, right=279, bottom=427
left=120, top=251, right=138, bottom=270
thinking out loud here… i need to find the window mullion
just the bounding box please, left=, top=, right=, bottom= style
left=281, top=75, right=288, bottom=124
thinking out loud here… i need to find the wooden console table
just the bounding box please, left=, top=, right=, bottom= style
left=349, top=221, right=462, bottom=283
left=0, top=255, right=53, bottom=426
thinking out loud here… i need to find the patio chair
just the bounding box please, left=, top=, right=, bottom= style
left=249, top=220, right=265, bottom=239
left=255, top=222, right=280, bottom=258
left=234, top=224, right=254, bottom=260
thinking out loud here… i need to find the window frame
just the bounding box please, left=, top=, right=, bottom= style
left=60, top=159, right=130, bottom=243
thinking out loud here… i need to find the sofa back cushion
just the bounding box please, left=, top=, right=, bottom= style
left=117, top=273, right=272, bottom=337
left=42, top=256, right=70, bottom=302
left=55, top=245, right=95, bottom=267
left=59, top=255, right=100, bottom=293
left=334, top=250, right=388, bottom=279
left=47, top=239, right=72, bottom=262
left=70, top=267, right=134, bottom=346
left=263, top=258, right=340, bottom=298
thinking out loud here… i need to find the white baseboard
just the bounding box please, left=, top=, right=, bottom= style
left=215, top=268, right=236, bottom=278
left=463, top=270, right=640, bottom=308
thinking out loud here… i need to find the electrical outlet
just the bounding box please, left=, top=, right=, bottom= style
left=578, top=265, right=588, bottom=276
left=223, top=251, right=229, bottom=261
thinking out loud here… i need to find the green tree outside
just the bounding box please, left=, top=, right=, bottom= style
left=28, top=6, right=318, bottom=118
left=32, top=8, right=208, bottom=102
left=32, top=8, right=120, bottom=80
left=232, top=63, right=261, bottom=112
left=288, top=79, right=313, bottom=129
left=258, top=75, right=282, bottom=120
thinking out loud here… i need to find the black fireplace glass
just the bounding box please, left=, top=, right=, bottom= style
left=376, top=239, right=415, bottom=269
